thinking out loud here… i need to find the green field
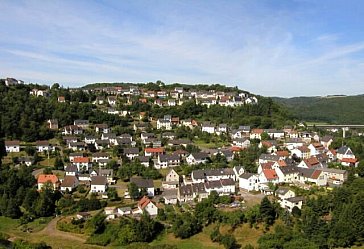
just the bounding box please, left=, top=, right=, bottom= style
left=150, top=225, right=223, bottom=249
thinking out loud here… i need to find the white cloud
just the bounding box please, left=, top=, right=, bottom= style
left=1, top=1, right=364, bottom=97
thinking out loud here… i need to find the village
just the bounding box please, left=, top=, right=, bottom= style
left=2, top=82, right=358, bottom=224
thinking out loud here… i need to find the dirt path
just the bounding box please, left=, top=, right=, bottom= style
left=36, top=216, right=87, bottom=243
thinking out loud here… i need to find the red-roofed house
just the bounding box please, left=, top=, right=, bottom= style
left=134, top=196, right=158, bottom=216
left=326, top=149, right=337, bottom=162
left=298, top=156, right=321, bottom=169
left=144, top=147, right=165, bottom=157
left=37, top=174, right=60, bottom=191
left=250, top=129, right=264, bottom=140
left=275, top=150, right=290, bottom=159
left=341, top=158, right=359, bottom=167
left=73, top=157, right=91, bottom=171
left=291, top=146, right=310, bottom=159
left=259, top=169, right=279, bottom=184
left=257, top=161, right=278, bottom=174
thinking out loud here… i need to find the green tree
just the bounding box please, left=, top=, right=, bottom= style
left=259, top=197, right=276, bottom=226
left=128, top=182, right=140, bottom=200
left=54, top=157, right=64, bottom=170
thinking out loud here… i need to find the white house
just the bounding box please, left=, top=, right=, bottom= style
left=291, top=146, right=310, bottom=159
left=117, top=207, right=132, bottom=216
left=157, top=119, right=172, bottom=130
left=157, top=154, right=180, bottom=169
left=60, top=176, right=79, bottom=192
left=36, top=140, right=53, bottom=153
left=276, top=187, right=295, bottom=200
left=280, top=196, right=304, bottom=212
left=162, top=189, right=178, bottom=204
left=186, top=152, right=209, bottom=165
left=336, top=146, right=358, bottom=166
left=90, top=176, right=107, bottom=193
left=130, top=177, right=155, bottom=197
left=201, top=122, right=215, bottom=134
left=92, top=152, right=110, bottom=163
left=239, top=173, right=259, bottom=191
left=191, top=168, right=235, bottom=183
left=275, top=166, right=299, bottom=183
left=259, top=169, right=279, bottom=184
left=232, top=138, right=251, bottom=148
left=135, top=196, right=158, bottom=216
left=233, top=166, right=245, bottom=180
left=250, top=129, right=264, bottom=140
left=124, top=148, right=140, bottom=160
left=73, top=157, right=91, bottom=171
left=5, top=140, right=20, bottom=153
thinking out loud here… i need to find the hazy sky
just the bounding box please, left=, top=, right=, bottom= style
left=1, top=0, right=364, bottom=97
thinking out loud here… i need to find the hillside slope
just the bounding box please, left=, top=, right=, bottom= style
left=273, top=95, right=364, bottom=124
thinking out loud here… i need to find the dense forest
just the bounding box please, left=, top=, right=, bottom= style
left=274, top=95, right=364, bottom=124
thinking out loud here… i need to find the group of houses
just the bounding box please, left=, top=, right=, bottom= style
left=28, top=84, right=259, bottom=108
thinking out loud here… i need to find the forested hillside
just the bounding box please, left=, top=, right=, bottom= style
left=0, top=81, right=293, bottom=142
left=0, top=81, right=130, bottom=142
left=274, top=95, right=364, bottom=124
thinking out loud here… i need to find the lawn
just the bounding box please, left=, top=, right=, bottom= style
left=0, top=216, right=101, bottom=249
left=194, top=139, right=228, bottom=149
left=150, top=225, right=223, bottom=249
left=0, top=216, right=19, bottom=233
left=38, top=157, right=56, bottom=167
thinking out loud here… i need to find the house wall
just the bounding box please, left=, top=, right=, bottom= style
left=6, top=146, right=20, bottom=153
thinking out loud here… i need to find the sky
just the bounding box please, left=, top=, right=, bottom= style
left=1, top=0, right=364, bottom=97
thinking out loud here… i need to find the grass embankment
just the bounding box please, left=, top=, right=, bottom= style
left=0, top=216, right=100, bottom=249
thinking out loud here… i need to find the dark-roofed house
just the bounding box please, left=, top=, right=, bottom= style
left=135, top=156, right=151, bottom=167
left=321, top=168, right=347, bottom=183
left=238, top=173, right=259, bottom=191
left=177, top=184, right=194, bottom=202
left=276, top=187, right=295, bottom=200
left=91, top=176, right=107, bottom=193
left=95, top=124, right=110, bottom=134
left=130, top=177, right=155, bottom=196
left=36, top=140, right=53, bottom=152
left=204, top=179, right=235, bottom=195
left=74, top=119, right=89, bottom=129
left=178, top=182, right=209, bottom=203
left=186, top=152, right=210, bottom=165
left=162, top=189, right=178, bottom=204
left=92, top=152, right=110, bottom=162
left=157, top=154, right=180, bottom=169
left=124, top=148, right=139, bottom=160
left=18, top=156, right=34, bottom=166
left=297, top=168, right=326, bottom=186
left=95, top=139, right=109, bottom=150
left=280, top=196, right=305, bottom=212
left=275, top=166, right=299, bottom=183
left=204, top=180, right=223, bottom=194
left=61, top=176, right=79, bottom=192
left=191, top=168, right=235, bottom=183
left=65, top=164, right=78, bottom=176
left=94, top=169, right=115, bottom=184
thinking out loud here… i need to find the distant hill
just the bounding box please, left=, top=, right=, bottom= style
left=273, top=95, right=364, bottom=124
